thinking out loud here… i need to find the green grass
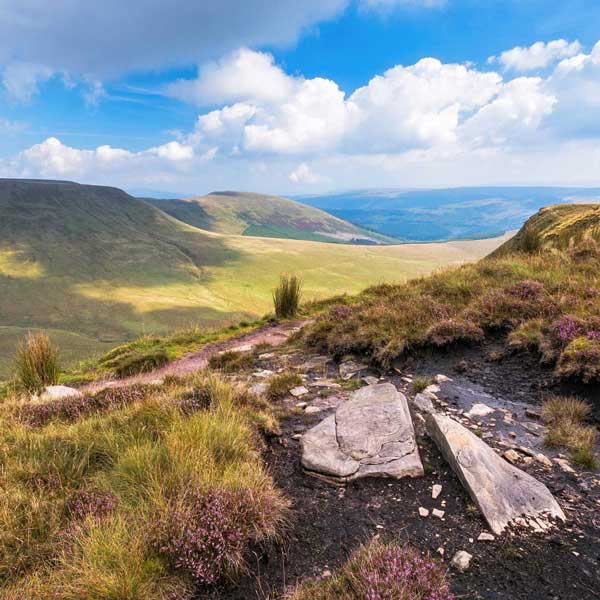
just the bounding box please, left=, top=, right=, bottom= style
left=266, top=372, right=303, bottom=401
left=14, top=331, right=60, bottom=393
left=0, top=180, right=506, bottom=379
left=0, top=371, right=287, bottom=598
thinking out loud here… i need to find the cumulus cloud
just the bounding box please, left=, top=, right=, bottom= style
left=2, top=62, right=54, bottom=102
left=289, top=163, right=320, bottom=184
left=493, top=39, right=582, bottom=72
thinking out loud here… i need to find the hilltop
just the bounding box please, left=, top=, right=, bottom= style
left=146, top=191, right=395, bottom=244
left=0, top=179, right=505, bottom=377
left=297, top=186, right=600, bottom=242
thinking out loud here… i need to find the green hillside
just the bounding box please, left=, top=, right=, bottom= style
left=0, top=179, right=508, bottom=378
left=146, top=191, right=396, bottom=244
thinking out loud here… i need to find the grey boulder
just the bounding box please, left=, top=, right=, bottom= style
left=427, top=412, right=565, bottom=535
left=301, top=383, right=424, bottom=483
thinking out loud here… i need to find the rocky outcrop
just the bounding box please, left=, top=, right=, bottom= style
left=38, top=385, right=83, bottom=401
left=301, top=383, right=424, bottom=483
left=426, top=412, right=566, bottom=535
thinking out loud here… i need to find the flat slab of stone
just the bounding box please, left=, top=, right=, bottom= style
left=426, top=413, right=565, bottom=535
left=301, top=383, right=424, bottom=483
left=38, top=385, right=83, bottom=402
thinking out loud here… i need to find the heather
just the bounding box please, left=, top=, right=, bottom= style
left=0, top=372, right=287, bottom=598
left=303, top=242, right=600, bottom=384
left=289, top=539, right=454, bottom=600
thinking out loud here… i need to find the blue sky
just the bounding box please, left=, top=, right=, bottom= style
left=1, top=0, right=600, bottom=195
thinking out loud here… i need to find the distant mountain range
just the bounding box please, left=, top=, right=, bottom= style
left=295, top=187, right=600, bottom=242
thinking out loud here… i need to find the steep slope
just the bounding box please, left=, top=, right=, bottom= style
left=492, top=203, right=600, bottom=256
left=0, top=179, right=507, bottom=377
left=297, top=187, right=600, bottom=242
left=146, top=191, right=395, bottom=244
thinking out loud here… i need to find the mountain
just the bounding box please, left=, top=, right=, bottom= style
left=296, top=187, right=600, bottom=242
left=146, top=191, right=396, bottom=244
left=0, top=179, right=507, bottom=377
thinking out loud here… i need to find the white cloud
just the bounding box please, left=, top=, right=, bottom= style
left=2, top=62, right=54, bottom=102
left=148, top=141, right=195, bottom=162
left=494, top=39, right=582, bottom=72
left=289, top=162, right=320, bottom=184
left=360, top=0, right=446, bottom=10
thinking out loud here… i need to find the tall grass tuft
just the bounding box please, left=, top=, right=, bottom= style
left=273, top=274, right=302, bottom=319
left=14, top=331, right=60, bottom=394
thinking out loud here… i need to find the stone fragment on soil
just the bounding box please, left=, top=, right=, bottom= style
left=432, top=484, right=443, bottom=499
left=301, top=383, right=424, bottom=483
left=477, top=532, right=495, bottom=541
left=466, top=403, right=495, bottom=418
left=249, top=383, right=268, bottom=396
left=426, top=413, right=566, bottom=535
left=451, top=551, right=473, bottom=572
left=305, top=406, right=322, bottom=415
left=413, top=392, right=435, bottom=414
left=290, top=386, right=309, bottom=397
left=338, top=360, right=368, bottom=380
left=38, top=385, right=82, bottom=401
left=363, top=375, right=379, bottom=385
left=253, top=369, right=274, bottom=378
left=419, top=507, right=430, bottom=517
left=504, top=449, right=520, bottom=464
left=432, top=508, right=445, bottom=519
left=553, top=458, right=576, bottom=474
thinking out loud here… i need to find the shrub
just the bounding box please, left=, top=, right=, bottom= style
left=555, top=336, right=600, bottom=382
left=288, top=539, right=454, bottom=600
left=266, top=372, right=303, bottom=401
left=112, top=348, right=169, bottom=378
left=65, top=489, right=118, bottom=522
left=208, top=350, right=254, bottom=373
left=425, top=319, right=484, bottom=347
left=411, top=376, right=432, bottom=394
left=14, top=331, right=60, bottom=393
left=273, top=274, right=302, bottom=319
left=508, top=319, right=546, bottom=352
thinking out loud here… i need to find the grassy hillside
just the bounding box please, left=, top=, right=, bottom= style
left=0, top=179, right=508, bottom=378
left=297, top=187, right=600, bottom=242
left=146, top=191, right=396, bottom=244
left=492, top=203, right=600, bottom=255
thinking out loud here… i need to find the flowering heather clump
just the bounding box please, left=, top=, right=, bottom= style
left=425, top=319, right=484, bottom=347
left=331, top=304, right=353, bottom=320
left=551, top=315, right=585, bottom=345
left=153, top=488, right=261, bottom=585
left=177, top=385, right=212, bottom=415
left=66, top=489, right=118, bottom=521
left=505, top=280, right=544, bottom=300
left=289, top=540, right=454, bottom=600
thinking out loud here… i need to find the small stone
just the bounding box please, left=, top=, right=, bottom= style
left=418, top=507, right=430, bottom=517
left=535, top=453, right=553, bottom=469
left=523, top=457, right=534, bottom=466
left=432, top=508, right=445, bottom=519
left=413, top=392, right=435, bottom=414
left=295, top=401, right=308, bottom=409
left=322, top=569, right=332, bottom=578
left=434, top=374, right=451, bottom=383
left=363, top=376, right=379, bottom=386
left=525, top=409, right=541, bottom=420
left=249, top=383, right=268, bottom=396
left=432, top=484, right=443, bottom=499
left=466, top=403, right=495, bottom=418
left=401, top=376, right=413, bottom=383
left=39, top=385, right=82, bottom=402
left=477, top=532, right=495, bottom=541
left=304, top=406, right=322, bottom=415
left=451, top=550, right=473, bottom=572
left=339, top=360, right=368, bottom=380
left=254, top=369, right=274, bottom=378
left=437, top=547, right=445, bottom=556
left=553, top=458, right=576, bottom=474
left=504, top=449, right=520, bottom=464
left=292, top=434, right=302, bottom=440
left=290, top=386, right=309, bottom=397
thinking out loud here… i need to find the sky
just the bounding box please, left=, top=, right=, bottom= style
left=1, top=0, right=600, bottom=196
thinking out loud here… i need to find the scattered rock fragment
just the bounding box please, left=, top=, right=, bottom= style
left=477, top=532, right=495, bottom=542
left=295, top=401, right=308, bottom=409
left=38, top=385, right=82, bottom=402
left=432, top=484, right=443, bottom=499
left=305, top=406, right=322, bottom=415
left=249, top=383, right=268, bottom=396
left=413, top=392, right=435, bottom=414
left=426, top=413, right=566, bottom=535
left=535, top=453, right=553, bottom=469
left=451, top=550, right=473, bottom=572
left=504, top=449, right=520, bottom=464
left=290, top=386, right=309, bottom=397
left=338, top=360, right=368, bottom=380
left=553, top=458, right=576, bottom=475
left=466, top=403, right=495, bottom=418
left=432, top=508, right=445, bottom=519
left=419, top=507, right=430, bottom=517
left=363, top=375, right=379, bottom=386
left=253, top=369, right=274, bottom=378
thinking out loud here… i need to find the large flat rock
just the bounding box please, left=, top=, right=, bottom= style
left=301, top=384, right=423, bottom=483
left=426, top=412, right=566, bottom=535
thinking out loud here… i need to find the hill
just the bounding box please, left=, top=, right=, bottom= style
left=296, top=186, right=600, bottom=242
left=0, top=179, right=508, bottom=378
left=492, top=203, right=600, bottom=255
left=146, top=191, right=395, bottom=244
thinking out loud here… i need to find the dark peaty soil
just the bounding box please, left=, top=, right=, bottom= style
left=212, top=339, right=600, bottom=600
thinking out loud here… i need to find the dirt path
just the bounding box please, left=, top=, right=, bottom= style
left=82, top=320, right=309, bottom=394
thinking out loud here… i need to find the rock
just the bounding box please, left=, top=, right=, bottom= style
left=292, top=434, right=302, bottom=440
left=295, top=401, right=308, bottom=409
left=322, top=569, right=332, bottom=578
left=553, top=458, right=576, bottom=474
left=231, top=343, right=253, bottom=353
left=311, top=395, right=344, bottom=410
left=413, top=392, right=435, bottom=414
left=451, top=551, right=472, bottom=572
left=426, top=413, right=566, bottom=535
left=363, top=375, right=379, bottom=386
left=535, top=453, right=553, bottom=469
left=253, top=369, right=274, bottom=378
left=437, top=547, right=445, bottom=556
left=305, top=406, right=322, bottom=415
left=311, top=379, right=341, bottom=389
left=39, top=385, right=82, bottom=402
left=301, top=384, right=424, bottom=483
left=504, top=449, right=520, bottom=464
left=432, top=484, right=443, bottom=499
left=249, top=383, right=268, bottom=396
left=525, top=409, right=541, bottom=420
left=290, top=386, right=309, bottom=397
left=477, top=532, right=495, bottom=541
left=258, top=352, right=275, bottom=359
left=466, top=403, right=495, bottom=418
left=418, top=507, right=429, bottom=517
left=432, top=508, right=445, bottom=519
left=339, top=360, right=368, bottom=380
left=434, top=374, right=451, bottom=383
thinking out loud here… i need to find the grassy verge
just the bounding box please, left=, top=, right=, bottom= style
left=0, top=372, right=286, bottom=598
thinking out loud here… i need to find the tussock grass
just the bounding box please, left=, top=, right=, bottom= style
left=542, top=395, right=598, bottom=469
left=0, top=372, right=287, bottom=597
left=208, top=350, right=254, bottom=373
left=14, top=331, right=60, bottom=393
left=273, top=274, right=302, bottom=319
left=266, top=372, right=303, bottom=401
left=411, top=376, right=433, bottom=394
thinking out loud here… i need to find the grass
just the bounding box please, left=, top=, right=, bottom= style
left=0, top=180, right=508, bottom=379
left=266, top=372, right=303, bottom=402
left=411, top=376, right=433, bottom=394
left=14, top=331, right=60, bottom=393
left=542, top=395, right=598, bottom=469
left=208, top=350, right=254, bottom=373
left=0, top=371, right=287, bottom=597
left=273, top=274, right=302, bottom=319
left=288, top=539, right=454, bottom=600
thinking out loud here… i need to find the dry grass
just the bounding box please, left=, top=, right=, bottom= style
left=14, top=331, right=60, bottom=393
left=411, top=376, right=433, bottom=394
left=542, top=395, right=597, bottom=469
left=208, top=350, right=254, bottom=373
left=265, top=372, right=303, bottom=402
left=273, top=274, right=302, bottom=319
left=0, top=371, right=287, bottom=598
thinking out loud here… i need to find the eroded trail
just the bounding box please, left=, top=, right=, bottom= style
left=82, top=320, right=308, bottom=394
